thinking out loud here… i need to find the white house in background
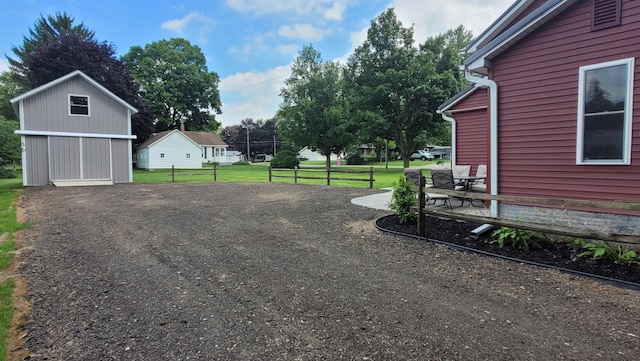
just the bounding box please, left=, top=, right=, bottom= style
left=298, top=146, right=339, bottom=161
left=136, top=130, right=203, bottom=169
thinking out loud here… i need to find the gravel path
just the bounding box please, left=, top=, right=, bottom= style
left=15, top=182, right=640, bottom=360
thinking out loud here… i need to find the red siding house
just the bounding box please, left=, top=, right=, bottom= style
left=438, top=0, right=640, bottom=237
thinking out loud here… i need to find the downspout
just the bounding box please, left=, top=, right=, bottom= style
left=437, top=111, right=456, bottom=167
left=465, top=70, right=499, bottom=217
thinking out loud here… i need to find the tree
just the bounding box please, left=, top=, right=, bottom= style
left=0, top=72, right=21, bottom=120
left=122, top=38, right=222, bottom=132
left=0, top=115, right=21, bottom=177
left=7, top=12, right=95, bottom=90
left=220, top=118, right=281, bottom=158
left=277, top=45, right=354, bottom=169
left=347, top=9, right=471, bottom=168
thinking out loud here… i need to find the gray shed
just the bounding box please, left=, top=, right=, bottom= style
left=11, top=70, right=138, bottom=186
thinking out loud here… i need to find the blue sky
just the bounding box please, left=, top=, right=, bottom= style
left=0, top=0, right=514, bottom=128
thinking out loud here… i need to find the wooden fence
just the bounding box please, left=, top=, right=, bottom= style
left=415, top=176, right=640, bottom=244
left=170, top=165, right=218, bottom=182
left=269, top=166, right=375, bottom=189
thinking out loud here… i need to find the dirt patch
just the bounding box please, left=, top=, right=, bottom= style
left=12, top=183, right=640, bottom=360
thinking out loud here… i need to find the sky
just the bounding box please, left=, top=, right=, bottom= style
left=0, top=0, right=514, bottom=128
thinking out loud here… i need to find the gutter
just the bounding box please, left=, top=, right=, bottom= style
left=464, top=70, right=499, bottom=217
left=437, top=111, right=456, bottom=166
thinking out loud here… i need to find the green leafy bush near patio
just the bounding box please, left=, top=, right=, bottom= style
left=491, top=226, right=543, bottom=252
left=579, top=241, right=639, bottom=265
left=389, top=176, right=416, bottom=224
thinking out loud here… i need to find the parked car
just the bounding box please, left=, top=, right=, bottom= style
left=410, top=150, right=434, bottom=161
left=253, top=153, right=266, bottom=162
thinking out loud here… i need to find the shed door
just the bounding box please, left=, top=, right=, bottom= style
left=49, top=137, right=81, bottom=181
left=49, top=137, right=111, bottom=181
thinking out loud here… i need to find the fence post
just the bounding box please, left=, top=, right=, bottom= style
left=369, top=167, right=374, bottom=189
left=417, top=176, right=426, bottom=236
left=268, top=166, right=272, bottom=183
left=294, top=166, right=298, bottom=184
left=327, top=166, right=331, bottom=186
left=213, top=164, right=217, bottom=182
left=172, top=165, right=175, bottom=183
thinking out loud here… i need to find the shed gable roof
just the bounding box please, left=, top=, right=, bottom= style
left=10, top=70, right=138, bottom=116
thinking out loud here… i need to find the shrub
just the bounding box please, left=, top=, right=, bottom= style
left=0, top=168, right=16, bottom=179
left=579, top=241, right=638, bottom=265
left=491, top=226, right=542, bottom=251
left=271, top=150, right=299, bottom=169
left=389, top=176, right=416, bottom=224
left=233, top=160, right=250, bottom=165
left=345, top=153, right=364, bottom=165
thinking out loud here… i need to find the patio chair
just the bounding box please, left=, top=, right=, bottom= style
left=452, top=165, right=471, bottom=186
left=471, top=164, right=487, bottom=193
left=426, top=169, right=465, bottom=210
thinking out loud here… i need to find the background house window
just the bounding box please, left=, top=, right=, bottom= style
left=187, top=154, right=191, bottom=158
left=160, top=153, right=165, bottom=158
left=69, top=95, right=90, bottom=116
left=577, top=58, right=634, bottom=164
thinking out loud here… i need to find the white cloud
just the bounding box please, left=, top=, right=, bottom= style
left=278, top=24, right=324, bottom=41
left=0, top=59, right=8, bottom=73
left=390, top=0, right=514, bottom=43
left=217, top=65, right=291, bottom=127
left=324, top=2, right=346, bottom=20
left=337, top=0, right=513, bottom=63
left=276, top=44, right=300, bottom=56
left=226, top=0, right=348, bottom=20
left=161, top=12, right=215, bottom=42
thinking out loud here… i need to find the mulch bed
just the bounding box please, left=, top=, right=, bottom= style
left=376, top=214, right=640, bottom=287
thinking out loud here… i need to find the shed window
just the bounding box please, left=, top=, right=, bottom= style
left=592, top=0, right=621, bottom=31
left=577, top=58, right=634, bottom=165
left=69, top=95, right=90, bottom=116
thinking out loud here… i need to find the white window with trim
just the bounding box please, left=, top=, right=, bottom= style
left=69, top=94, right=90, bottom=116
left=577, top=58, right=634, bottom=164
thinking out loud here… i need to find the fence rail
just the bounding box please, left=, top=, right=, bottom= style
left=170, top=165, right=218, bottom=182
left=269, top=166, right=375, bottom=189
left=415, top=176, right=640, bottom=244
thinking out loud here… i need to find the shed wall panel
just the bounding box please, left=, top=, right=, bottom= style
left=112, top=139, right=131, bottom=183
left=491, top=0, right=640, bottom=203
left=22, top=77, right=129, bottom=135
left=449, top=88, right=489, bottom=176
left=24, top=136, right=49, bottom=186
left=49, top=137, right=81, bottom=180
left=82, top=138, right=111, bottom=179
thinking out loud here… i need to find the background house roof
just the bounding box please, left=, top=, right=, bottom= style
left=10, top=70, right=138, bottom=116
left=182, top=131, right=228, bottom=147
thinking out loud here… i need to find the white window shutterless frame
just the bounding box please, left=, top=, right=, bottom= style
left=576, top=58, right=634, bottom=165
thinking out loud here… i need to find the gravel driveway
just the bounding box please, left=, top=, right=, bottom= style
left=15, top=182, right=640, bottom=360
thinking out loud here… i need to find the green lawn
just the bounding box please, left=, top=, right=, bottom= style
left=0, top=175, right=23, bottom=361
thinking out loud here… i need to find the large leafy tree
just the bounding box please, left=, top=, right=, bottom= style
left=0, top=115, right=21, bottom=176
left=122, top=38, right=222, bottom=132
left=220, top=118, right=281, bottom=157
left=7, top=12, right=94, bottom=90
left=277, top=45, right=354, bottom=169
left=347, top=9, right=471, bottom=168
left=0, top=72, right=21, bottom=120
